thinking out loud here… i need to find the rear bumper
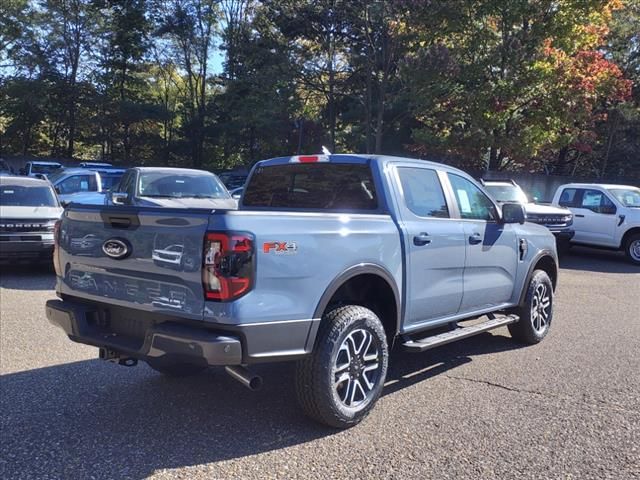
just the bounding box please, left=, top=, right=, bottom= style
left=45, top=297, right=318, bottom=365
left=46, top=299, right=243, bottom=366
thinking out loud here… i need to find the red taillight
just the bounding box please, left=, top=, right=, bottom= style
left=53, top=220, right=62, bottom=276
left=203, top=232, right=254, bottom=301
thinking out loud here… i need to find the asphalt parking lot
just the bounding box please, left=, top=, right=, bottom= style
left=1, top=247, right=639, bottom=480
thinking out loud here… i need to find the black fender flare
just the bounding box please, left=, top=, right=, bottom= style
left=518, top=250, right=558, bottom=306
left=313, top=263, right=402, bottom=335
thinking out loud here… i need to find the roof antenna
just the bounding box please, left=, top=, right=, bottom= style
left=321, top=146, right=331, bottom=155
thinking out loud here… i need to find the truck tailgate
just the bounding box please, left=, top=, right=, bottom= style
left=57, top=205, right=212, bottom=320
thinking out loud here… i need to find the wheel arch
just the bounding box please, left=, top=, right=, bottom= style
left=620, top=226, right=640, bottom=250
left=312, top=264, right=401, bottom=347
left=518, top=251, right=558, bottom=306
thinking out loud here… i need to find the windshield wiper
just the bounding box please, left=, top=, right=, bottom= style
left=141, top=194, right=177, bottom=198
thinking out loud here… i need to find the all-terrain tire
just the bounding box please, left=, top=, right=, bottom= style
left=508, top=270, right=554, bottom=344
left=295, top=305, right=389, bottom=429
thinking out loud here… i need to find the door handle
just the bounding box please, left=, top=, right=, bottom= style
left=469, top=232, right=483, bottom=245
left=575, top=214, right=585, bottom=218
left=413, top=233, right=432, bottom=246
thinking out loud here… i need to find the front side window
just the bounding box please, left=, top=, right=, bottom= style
left=580, top=189, right=616, bottom=214
left=448, top=174, right=497, bottom=221
left=243, top=163, right=378, bottom=211
left=397, top=167, right=449, bottom=218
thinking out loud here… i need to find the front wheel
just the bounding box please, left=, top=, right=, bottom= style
left=508, top=270, right=554, bottom=344
left=624, top=233, right=640, bottom=265
left=295, top=305, right=389, bottom=429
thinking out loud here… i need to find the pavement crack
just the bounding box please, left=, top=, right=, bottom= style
left=443, top=374, right=544, bottom=396
left=443, top=374, right=639, bottom=415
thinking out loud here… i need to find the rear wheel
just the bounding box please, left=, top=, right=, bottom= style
left=624, top=234, right=640, bottom=265
left=508, top=270, right=553, bottom=344
left=295, top=305, right=389, bottom=429
left=146, top=360, right=207, bottom=377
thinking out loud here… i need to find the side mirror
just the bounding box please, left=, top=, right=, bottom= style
left=54, top=186, right=61, bottom=194
left=501, top=202, right=526, bottom=224
left=111, top=192, right=128, bottom=205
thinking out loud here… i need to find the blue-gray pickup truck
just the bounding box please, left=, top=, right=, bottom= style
left=46, top=154, right=558, bottom=428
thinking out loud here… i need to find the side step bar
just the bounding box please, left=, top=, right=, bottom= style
left=402, top=314, right=519, bottom=353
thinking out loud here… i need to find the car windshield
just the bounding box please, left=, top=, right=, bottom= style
left=46, top=170, right=67, bottom=184
left=31, top=163, right=62, bottom=174
left=608, top=187, right=640, bottom=207
left=0, top=184, right=59, bottom=207
left=485, top=184, right=528, bottom=204
left=137, top=171, right=230, bottom=199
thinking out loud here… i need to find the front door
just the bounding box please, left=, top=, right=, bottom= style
left=572, top=189, right=618, bottom=246
left=390, top=165, right=466, bottom=329
left=446, top=173, right=519, bottom=313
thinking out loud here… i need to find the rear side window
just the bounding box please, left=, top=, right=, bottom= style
left=397, top=167, right=449, bottom=218
left=559, top=188, right=577, bottom=207
left=243, top=163, right=378, bottom=211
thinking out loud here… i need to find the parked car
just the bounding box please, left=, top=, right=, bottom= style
left=551, top=183, right=640, bottom=264
left=104, top=167, right=236, bottom=209
left=20, top=161, right=63, bottom=178
left=46, top=168, right=125, bottom=205
left=0, top=175, right=63, bottom=263
left=47, top=154, right=559, bottom=428
left=482, top=179, right=574, bottom=252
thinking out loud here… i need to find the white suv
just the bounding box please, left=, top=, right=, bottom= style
left=551, top=183, right=640, bottom=264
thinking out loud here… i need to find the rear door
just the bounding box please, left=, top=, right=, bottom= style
left=445, top=173, right=518, bottom=313
left=57, top=205, right=212, bottom=320
left=389, top=164, right=465, bottom=328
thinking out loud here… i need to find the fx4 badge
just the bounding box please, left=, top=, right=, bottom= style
left=263, top=241, right=298, bottom=254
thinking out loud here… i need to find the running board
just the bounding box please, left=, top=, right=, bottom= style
left=402, top=314, right=519, bottom=353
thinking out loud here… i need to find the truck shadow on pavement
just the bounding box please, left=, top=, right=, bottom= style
left=0, top=332, right=520, bottom=479
left=559, top=247, right=638, bottom=274
left=0, top=265, right=56, bottom=290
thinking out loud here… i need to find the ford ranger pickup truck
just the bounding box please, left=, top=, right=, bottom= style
left=552, top=183, right=640, bottom=264
left=46, top=155, right=559, bottom=428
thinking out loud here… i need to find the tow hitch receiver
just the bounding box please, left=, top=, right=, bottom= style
left=99, top=347, right=138, bottom=367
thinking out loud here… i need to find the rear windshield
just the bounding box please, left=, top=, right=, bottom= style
left=0, top=184, right=59, bottom=207
left=242, top=163, right=378, bottom=211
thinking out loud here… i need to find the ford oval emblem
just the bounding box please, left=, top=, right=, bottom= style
left=102, top=238, right=130, bottom=259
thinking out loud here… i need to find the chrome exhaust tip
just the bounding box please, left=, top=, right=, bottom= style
left=225, top=365, right=263, bottom=391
